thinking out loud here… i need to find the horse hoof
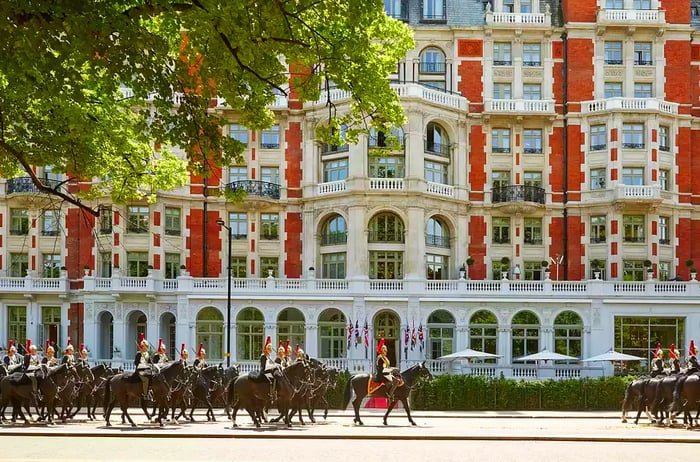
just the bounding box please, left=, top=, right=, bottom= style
left=383, top=421, right=388, bottom=426
left=131, top=423, right=137, bottom=428
left=411, top=421, right=417, bottom=426
left=621, top=419, right=627, bottom=423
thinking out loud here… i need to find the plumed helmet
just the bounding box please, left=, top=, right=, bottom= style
left=180, top=343, right=187, bottom=357
left=158, top=338, right=165, bottom=352
left=65, top=339, right=74, bottom=351
left=197, top=343, right=206, bottom=357
left=80, top=343, right=87, bottom=354
left=669, top=343, right=679, bottom=360
left=278, top=345, right=286, bottom=354
left=26, top=339, right=32, bottom=351
left=8, top=340, right=15, bottom=352
left=139, top=332, right=148, bottom=348
left=264, top=336, right=272, bottom=352
left=45, top=341, right=54, bottom=354
left=285, top=340, right=292, bottom=354
left=376, top=338, right=386, bottom=355
left=690, top=340, right=698, bottom=357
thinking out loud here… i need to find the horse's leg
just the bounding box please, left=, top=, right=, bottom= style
left=246, top=406, right=260, bottom=428
left=352, top=394, right=363, bottom=425
left=207, top=399, right=215, bottom=422
left=122, top=402, right=137, bottom=428
left=382, top=397, right=397, bottom=426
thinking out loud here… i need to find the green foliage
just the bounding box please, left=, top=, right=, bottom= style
left=0, top=0, right=413, bottom=214
left=407, top=375, right=636, bottom=411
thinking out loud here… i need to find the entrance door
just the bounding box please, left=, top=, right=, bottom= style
left=374, top=311, right=400, bottom=366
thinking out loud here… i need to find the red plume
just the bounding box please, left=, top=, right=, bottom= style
left=197, top=343, right=204, bottom=357
left=66, top=338, right=72, bottom=347
left=376, top=338, right=385, bottom=355
left=45, top=340, right=50, bottom=351
left=139, top=332, right=145, bottom=343
left=691, top=340, right=697, bottom=355
left=158, top=338, right=164, bottom=351
left=295, top=344, right=300, bottom=355
left=285, top=339, right=290, bottom=352
left=264, top=336, right=271, bottom=348
left=8, top=340, right=14, bottom=350
left=181, top=343, right=186, bottom=355
left=26, top=339, right=31, bottom=351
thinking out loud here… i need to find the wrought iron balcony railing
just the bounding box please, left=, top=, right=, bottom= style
left=226, top=180, right=280, bottom=200
left=492, top=185, right=546, bottom=205
left=6, top=176, right=64, bottom=194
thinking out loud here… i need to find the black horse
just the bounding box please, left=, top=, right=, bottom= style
left=343, top=361, right=432, bottom=426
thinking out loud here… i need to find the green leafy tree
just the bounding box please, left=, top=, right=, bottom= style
left=0, top=0, right=413, bottom=215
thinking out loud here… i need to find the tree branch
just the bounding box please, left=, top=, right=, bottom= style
left=0, top=141, right=99, bottom=217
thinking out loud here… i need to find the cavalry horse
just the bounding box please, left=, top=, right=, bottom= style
left=343, top=361, right=432, bottom=426
left=228, top=365, right=287, bottom=428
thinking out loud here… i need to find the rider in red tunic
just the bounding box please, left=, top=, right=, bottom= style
left=374, top=338, right=397, bottom=401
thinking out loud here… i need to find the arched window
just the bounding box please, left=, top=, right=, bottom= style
left=554, top=311, right=583, bottom=359
left=419, top=47, right=446, bottom=90
left=369, top=127, right=405, bottom=148
left=426, top=217, right=449, bottom=248
left=374, top=310, right=401, bottom=363
left=469, top=310, right=498, bottom=356
left=368, top=213, right=404, bottom=243
left=197, top=307, right=224, bottom=360
left=318, top=309, right=347, bottom=358
left=236, top=307, right=264, bottom=361
left=321, top=215, right=347, bottom=245
left=277, top=308, right=306, bottom=352
left=98, top=311, right=113, bottom=360
left=425, top=121, right=450, bottom=157
left=427, top=310, right=454, bottom=359
left=511, top=311, right=540, bottom=359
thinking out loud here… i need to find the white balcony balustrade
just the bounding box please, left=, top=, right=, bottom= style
left=369, top=178, right=404, bottom=191
left=484, top=99, right=555, bottom=114
left=426, top=181, right=455, bottom=198
left=486, top=12, right=551, bottom=26
left=581, top=98, right=678, bottom=115
left=317, top=180, right=347, bottom=195
left=597, top=8, right=665, bottom=25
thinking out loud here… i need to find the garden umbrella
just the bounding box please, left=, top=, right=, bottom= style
left=582, top=349, right=645, bottom=362
left=438, top=348, right=502, bottom=361
left=514, top=349, right=578, bottom=362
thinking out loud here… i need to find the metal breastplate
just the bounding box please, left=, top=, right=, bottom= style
left=140, top=352, right=149, bottom=364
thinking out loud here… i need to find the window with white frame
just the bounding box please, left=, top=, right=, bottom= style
left=164, top=253, right=181, bottom=279
left=634, top=83, right=652, bottom=98
left=606, top=0, right=623, bottom=8
left=492, top=128, right=511, bottom=153
left=590, top=124, right=607, bottom=151
left=42, top=209, right=60, bottom=236
left=493, top=83, right=512, bottom=100
left=658, top=261, right=670, bottom=281
left=554, top=311, right=583, bottom=359
left=659, top=169, right=670, bottom=191
left=10, top=209, right=29, bottom=235
left=512, top=311, right=540, bottom=359
left=231, top=257, right=247, bottom=277
left=658, top=216, right=670, bottom=245
left=622, top=260, right=646, bottom=281
left=384, top=0, right=405, bottom=19
left=127, top=252, right=149, bottom=277
left=494, top=42, right=512, bottom=66
left=127, top=206, right=149, bottom=233
left=659, top=126, right=670, bottom=152
left=590, top=259, right=607, bottom=279
left=10, top=253, right=28, bottom=277
left=590, top=168, right=606, bottom=190
left=43, top=253, right=61, bottom=278
left=100, top=252, right=112, bottom=278
left=369, top=251, right=403, bottom=279
left=426, top=217, right=449, bottom=248
left=623, top=123, right=645, bottom=149
left=492, top=171, right=511, bottom=189
left=419, top=47, right=445, bottom=73
left=503, top=0, right=514, bottom=12
left=99, top=206, right=112, bottom=234
left=260, top=125, right=280, bottom=149
left=323, top=158, right=348, bottom=182
left=261, top=167, right=280, bottom=185
left=322, top=253, right=346, bottom=279
left=229, top=166, right=247, bottom=183
left=261, top=256, right=279, bottom=277
left=523, top=43, right=541, bottom=66
left=321, top=215, right=347, bottom=245
left=427, top=310, right=454, bottom=359
left=426, top=254, right=448, bottom=280
left=523, top=218, right=542, bottom=245
left=605, top=82, right=623, bottom=98
left=604, top=42, right=623, bottom=65
left=260, top=213, right=279, bottom=240
left=229, top=124, right=249, bottom=146
left=591, top=215, right=606, bottom=243
left=523, top=84, right=541, bottom=100
left=492, top=217, right=511, bottom=244
left=524, top=129, right=543, bottom=154
left=622, top=167, right=644, bottom=186
left=368, top=155, right=405, bottom=178
left=634, top=42, right=652, bottom=65
left=318, top=309, right=347, bottom=358
left=164, top=208, right=181, bottom=236
left=469, top=310, right=498, bottom=357
left=520, top=0, right=532, bottom=12
left=425, top=160, right=448, bottom=184
left=633, top=0, right=651, bottom=9
left=623, top=215, right=645, bottom=243
left=228, top=212, right=247, bottom=239
left=523, top=171, right=542, bottom=188
left=421, top=0, right=445, bottom=20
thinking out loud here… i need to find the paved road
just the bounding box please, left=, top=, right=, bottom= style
left=1, top=410, right=699, bottom=461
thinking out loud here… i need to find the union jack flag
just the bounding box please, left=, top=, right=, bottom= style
left=363, top=320, right=369, bottom=348
left=411, top=321, right=417, bottom=351
left=418, top=323, right=424, bottom=352
left=347, top=318, right=353, bottom=350
left=355, top=321, right=361, bottom=347
left=404, top=325, right=410, bottom=356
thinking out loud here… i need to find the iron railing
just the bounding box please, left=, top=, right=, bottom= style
left=492, top=185, right=546, bottom=205
left=226, top=180, right=280, bottom=200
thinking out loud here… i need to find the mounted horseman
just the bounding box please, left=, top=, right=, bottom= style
left=135, top=333, right=153, bottom=400
left=375, top=338, right=397, bottom=402
left=193, top=343, right=208, bottom=370
left=3, top=341, right=22, bottom=372
left=42, top=341, right=58, bottom=368
left=275, top=341, right=286, bottom=367
left=78, top=343, right=90, bottom=367
left=650, top=343, right=665, bottom=377
left=23, top=340, right=42, bottom=403
left=687, top=340, right=699, bottom=373
left=62, top=339, right=76, bottom=365
left=281, top=340, right=292, bottom=367
left=152, top=339, right=169, bottom=367
left=669, top=343, right=681, bottom=374
left=260, top=336, right=278, bottom=401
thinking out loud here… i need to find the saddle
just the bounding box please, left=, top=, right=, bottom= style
left=248, top=370, right=270, bottom=384
left=368, top=376, right=404, bottom=395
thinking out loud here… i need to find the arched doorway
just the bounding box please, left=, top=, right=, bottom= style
left=511, top=310, right=540, bottom=360
left=427, top=310, right=454, bottom=359
left=277, top=308, right=305, bottom=352
left=159, top=312, right=176, bottom=359
left=554, top=311, right=583, bottom=359
left=97, top=311, right=113, bottom=360
left=196, top=307, right=224, bottom=361
left=126, top=310, right=147, bottom=359
left=468, top=310, right=498, bottom=357
left=373, top=310, right=400, bottom=365
left=318, top=308, right=347, bottom=358
left=236, top=307, right=264, bottom=361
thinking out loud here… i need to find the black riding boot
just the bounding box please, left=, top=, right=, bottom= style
left=30, top=376, right=40, bottom=404
left=386, top=381, right=397, bottom=402
left=270, top=378, right=277, bottom=403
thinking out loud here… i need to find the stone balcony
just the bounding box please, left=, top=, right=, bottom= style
left=484, top=99, right=555, bottom=115
left=307, top=83, right=468, bottom=113
left=66, top=275, right=700, bottom=300
left=581, top=98, right=678, bottom=115
left=485, top=11, right=551, bottom=27
left=613, top=184, right=662, bottom=210
left=596, top=8, right=665, bottom=28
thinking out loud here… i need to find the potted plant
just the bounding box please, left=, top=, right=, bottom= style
left=500, top=257, right=510, bottom=280
left=541, top=260, right=550, bottom=280
left=687, top=259, right=697, bottom=281
left=458, top=264, right=466, bottom=280
left=83, top=264, right=90, bottom=276
left=643, top=259, right=653, bottom=280
left=591, top=259, right=602, bottom=280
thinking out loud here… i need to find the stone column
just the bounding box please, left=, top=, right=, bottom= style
left=405, top=206, right=426, bottom=280
left=305, top=323, right=318, bottom=358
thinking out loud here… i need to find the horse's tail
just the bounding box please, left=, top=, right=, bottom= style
left=342, top=375, right=353, bottom=410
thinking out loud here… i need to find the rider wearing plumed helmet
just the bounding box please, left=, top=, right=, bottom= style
left=79, top=343, right=90, bottom=366
left=688, top=340, right=699, bottom=373
left=62, top=338, right=76, bottom=365
left=153, top=338, right=169, bottom=365
left=135, top=333, right=152, bottom=400
left=193, top=343, right=208, bottom=370
left=651, top=342, right=664, bottom=377
left=3, top=340, right=22, bottom=371
left=375, top=338, right=397, bottom=402
left=42, top=341, right=58, bottom=367
left=669, top=343, right=681, bottom=374
left=23, top=339, right=41, bottom=403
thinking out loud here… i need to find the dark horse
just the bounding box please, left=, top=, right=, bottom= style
left=343, top=361, right=432, bottom=426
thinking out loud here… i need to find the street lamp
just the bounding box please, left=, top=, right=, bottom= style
left=216, top=218, right=232, bottom=367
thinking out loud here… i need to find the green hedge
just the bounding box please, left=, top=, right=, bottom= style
left=328, top=373, right=636, bottom=411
